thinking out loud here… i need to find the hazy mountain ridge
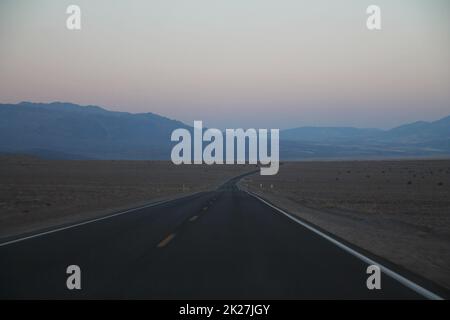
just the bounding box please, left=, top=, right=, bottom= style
left=282, top=116, right=450, bottom=144
left=280, top=115, right=450, bottom=158
left=0, top=102, right=449, bottom=160
left=281, top=126, right=383, bottom=143
left=0, top=102, right=190, bottom=159
left=378, top=116, right=450, bottom=144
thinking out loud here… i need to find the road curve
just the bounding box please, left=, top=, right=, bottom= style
left=0, top=174, right=442, bottom=299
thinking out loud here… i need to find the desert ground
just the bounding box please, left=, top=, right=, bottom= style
left=0, top=155, right=252, bottom=238
left=1, top=156, right=449, bottom=291
left=239, top=160, right=450, bottom=290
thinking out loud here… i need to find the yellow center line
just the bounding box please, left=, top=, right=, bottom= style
left=157, top=233, right=176, bottom=248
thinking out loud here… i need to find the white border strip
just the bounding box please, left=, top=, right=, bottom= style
left=245, top=190, right=443, bottom=300
left=0, top=192, right=201, bottom=247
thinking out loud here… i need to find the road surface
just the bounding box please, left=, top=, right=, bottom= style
left=0, top=173, right=442, bottom=299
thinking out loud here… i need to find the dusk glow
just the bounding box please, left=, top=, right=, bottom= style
left=1, top=0, right=449, bottom=129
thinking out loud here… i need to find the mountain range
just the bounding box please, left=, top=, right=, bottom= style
left=0, top=102, right=449, bottom=160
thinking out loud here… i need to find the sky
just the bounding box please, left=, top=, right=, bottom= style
left=0, top=0, right=449, bottom=129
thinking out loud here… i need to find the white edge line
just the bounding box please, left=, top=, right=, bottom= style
left=0, top=192, right=201, bottom=248
left=244, top=189, right=443, bottom=300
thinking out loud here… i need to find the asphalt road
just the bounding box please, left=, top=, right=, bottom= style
left=0, top=174, right=440, bottom=299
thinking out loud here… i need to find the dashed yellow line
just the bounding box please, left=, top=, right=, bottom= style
left=189, top=215, right=199, bottom=222
left=157, top=233, right=176, bottom=248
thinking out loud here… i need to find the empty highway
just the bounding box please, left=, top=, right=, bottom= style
left=0, top=174, right=443, bottom=299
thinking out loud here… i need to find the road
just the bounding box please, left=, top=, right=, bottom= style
left=0, top=173, right=441, bottom=299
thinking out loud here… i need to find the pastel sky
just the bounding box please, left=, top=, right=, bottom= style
left=0, top=0, right=449, bottom=129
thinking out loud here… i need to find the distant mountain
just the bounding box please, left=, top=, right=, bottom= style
left=379, top=116, right=450, bottom=144
left=279, top=115, right=450, bottom=159
left=0, top=102, right=189, bottom=159
left=281, top=116, right=450, bottom=144
left=281, top=127, right=382, bottom=143
left=0, top=101, right=449, bottom=160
